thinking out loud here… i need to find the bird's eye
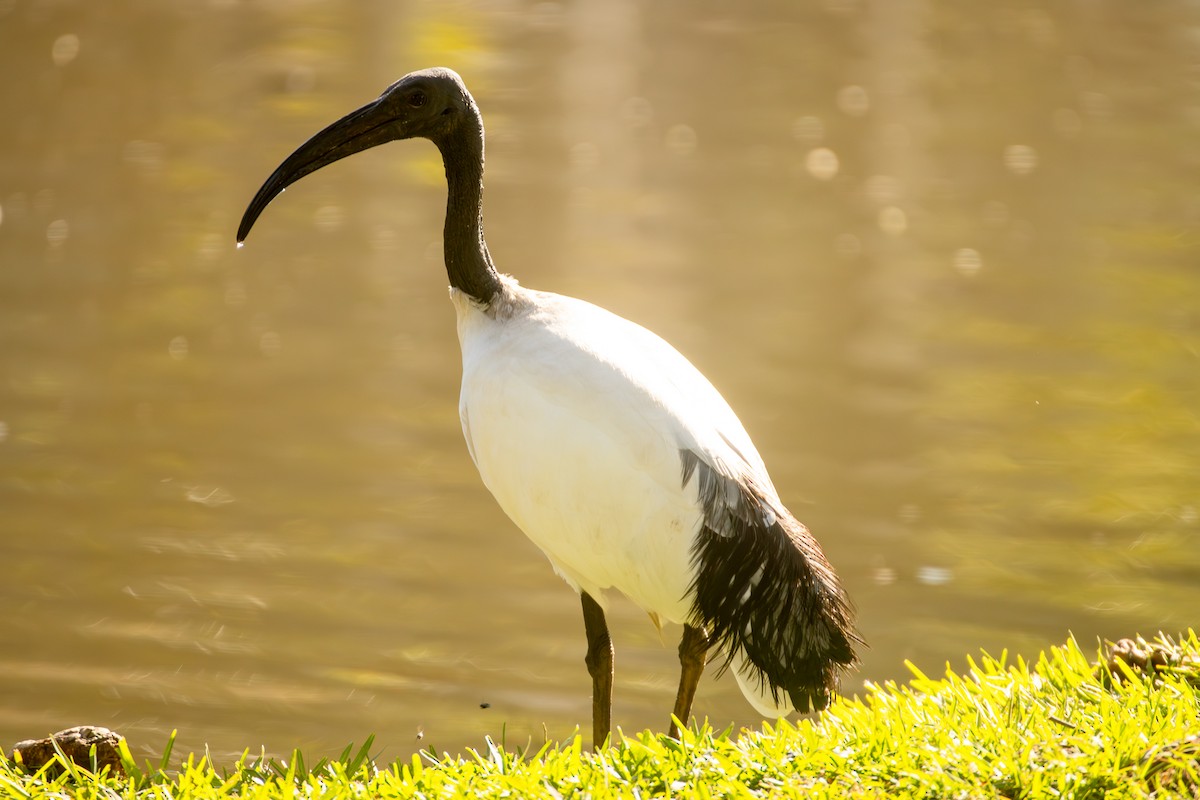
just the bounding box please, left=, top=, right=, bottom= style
left=408, top=91, right=428, bottom=108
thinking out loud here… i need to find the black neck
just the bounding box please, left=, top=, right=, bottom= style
left=436, top=112, right=501, bottom=305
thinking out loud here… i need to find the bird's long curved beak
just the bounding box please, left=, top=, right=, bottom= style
left=237, top=96, right=398, bottom=243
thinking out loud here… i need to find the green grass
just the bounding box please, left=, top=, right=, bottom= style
left=4, top=631, right=1198, bottom=799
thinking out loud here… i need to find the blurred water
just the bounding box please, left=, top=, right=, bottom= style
left=1, top=0, right=1198, bottom=763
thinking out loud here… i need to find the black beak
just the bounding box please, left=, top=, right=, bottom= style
left=237, top=96, right=399, bottom=243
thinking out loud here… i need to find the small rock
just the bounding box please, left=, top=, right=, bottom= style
left=10, top=726, right=126, bottom=777
left=1094, top=637, right=1174, bottom=685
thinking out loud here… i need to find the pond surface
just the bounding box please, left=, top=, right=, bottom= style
left=1, top=0, right=1198, bottom=763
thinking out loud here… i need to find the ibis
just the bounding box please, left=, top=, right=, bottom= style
left=237, top=67, right=858, bottom=746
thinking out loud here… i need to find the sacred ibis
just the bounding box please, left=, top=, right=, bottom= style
left=237, top=67, right=858, bottom=746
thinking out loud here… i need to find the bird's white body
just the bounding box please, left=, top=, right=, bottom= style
left=454, top=276, right=788, bottom=714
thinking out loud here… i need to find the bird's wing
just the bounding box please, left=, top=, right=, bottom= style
left=678, top=443, right=857, bottom=714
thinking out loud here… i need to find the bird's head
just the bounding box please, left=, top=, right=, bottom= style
left=237, top=67, right=477, bottom=243
left=376, top=67, right=477, bottom=143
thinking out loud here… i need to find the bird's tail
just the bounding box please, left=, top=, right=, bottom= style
left=682, top=451, right=858, bottom=714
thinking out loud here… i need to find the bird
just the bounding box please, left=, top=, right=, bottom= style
left=237, top=67, right=858, bottom=747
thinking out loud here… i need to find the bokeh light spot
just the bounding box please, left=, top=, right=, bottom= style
left=1003, top=144, right=1038, bottom=176
left=865, top=174, right=901, bottom=206
left=51, top=33, right=79, bottom=67
left=123, top=140, right=166, bottom=177
left=805, top=147, right=839, bottom=181
left=46, top=219, right=69, bottom=247
left=791, top=115, right=824, bottom=143
left=878, top=205, right=907, bottom=235
left=34, top=189, right=55, bottom=214
left=314, top=205, right=344, bottom=232
left=872, top=566, right=896, bottom=586
left=569, top=141, right=599, bottom=172
left=953, top=248, right=983, bottom=276
left=285, top=66, right=316, bottom=94
left=224, top=280, right=247, bottom=307
left=665, top=124, right=698, bottom=157
left=916, top=566, right=953, bottom=586
left=370, top=225, right=398, bottom=252
left=197, top=232, right=224, bottom=264
left=836, top=85, right=869, bottom=117
left=982, top=200, right=1009, bottom=228
left=259, top=331, right=282, bottom=358
left=834, top=233, right=861, bottom=259
left=168, top=336, right=189, bottom=360
left=1080, top=91, right=1114, bottom=118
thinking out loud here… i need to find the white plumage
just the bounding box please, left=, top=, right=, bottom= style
left=455, top=278, right=756, bottom=620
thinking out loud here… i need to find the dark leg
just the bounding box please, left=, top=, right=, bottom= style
left=669, top=624, right=710, bottom=738
left=580, top=592, right=613, bottom=748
